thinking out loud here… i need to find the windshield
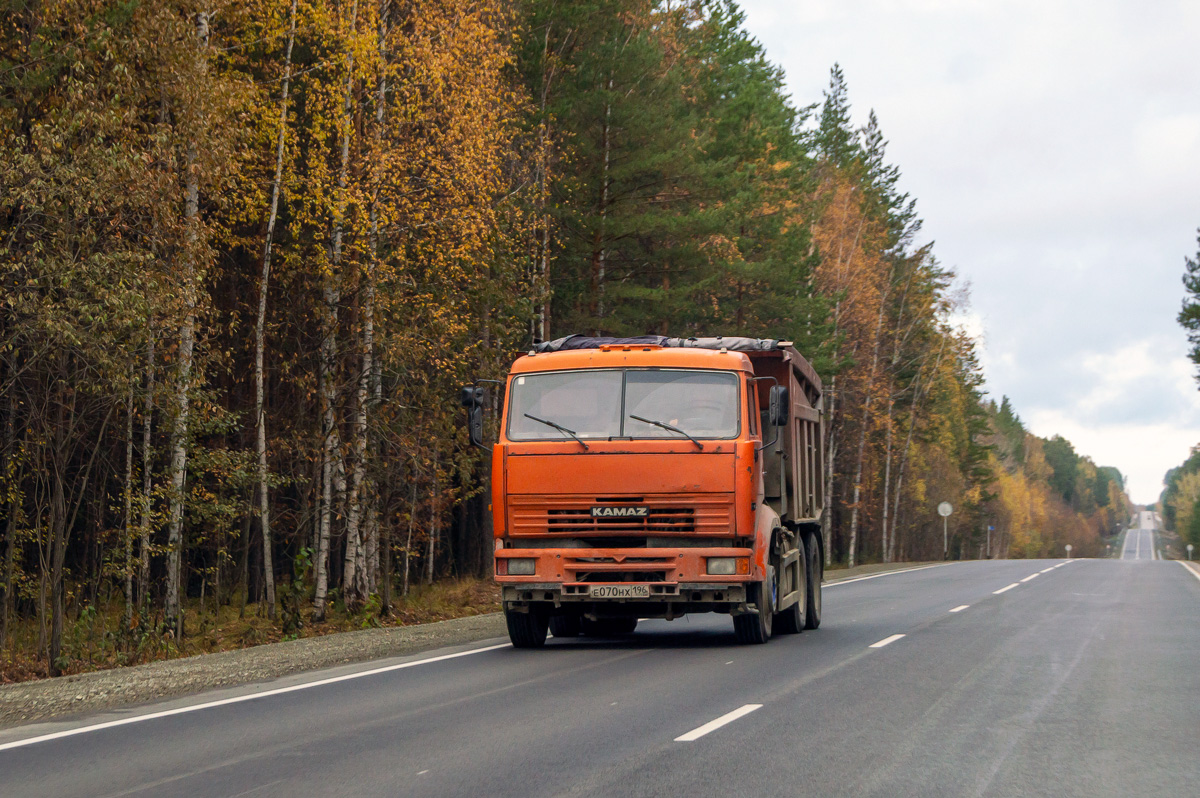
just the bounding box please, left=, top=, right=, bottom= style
left=506, top=369, right=740, bottom=441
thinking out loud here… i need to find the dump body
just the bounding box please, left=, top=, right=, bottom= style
left=488, top=337, right=824, bottom=644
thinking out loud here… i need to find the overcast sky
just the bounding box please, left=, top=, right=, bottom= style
left=736, top=0, right=1200, bottom=504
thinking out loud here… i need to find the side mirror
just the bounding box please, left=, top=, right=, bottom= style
left=460, top=385, right=486, bottom=449
left=460, top=385, right=485, bottom=408
left=768, top=385, right=789, bottom=427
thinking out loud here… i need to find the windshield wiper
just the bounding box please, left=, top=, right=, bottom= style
left=523, top=413, right=589, bottom=450
left=629, top=414, right=703, bottom=450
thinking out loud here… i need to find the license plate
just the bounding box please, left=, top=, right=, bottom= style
left=588, top=584, right=650, bottom=599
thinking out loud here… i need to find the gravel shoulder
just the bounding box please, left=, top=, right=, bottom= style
left=0, top=561, right=942, bottom=730
left=0, top=612, right=506, bottom=730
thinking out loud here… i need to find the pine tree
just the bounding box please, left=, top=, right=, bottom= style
left=1178, top=229, right=1200, bottom=382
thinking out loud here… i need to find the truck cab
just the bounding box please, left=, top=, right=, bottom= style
left=463, top=336, right=824, bottom=647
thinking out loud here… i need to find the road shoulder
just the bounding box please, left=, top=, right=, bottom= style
left=0, top=612, right=506, bottom=730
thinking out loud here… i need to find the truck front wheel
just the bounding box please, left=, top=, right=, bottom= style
left=734, top=565, right=775, bottom=644
left=775, top=541, right=807, bottom=635
left=506, top=606, right=549, bottom=648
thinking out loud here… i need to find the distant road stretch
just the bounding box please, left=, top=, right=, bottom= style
left=1122, top=509, right=1160, bottom=560
left=3, top=558, right=1200, bottom=798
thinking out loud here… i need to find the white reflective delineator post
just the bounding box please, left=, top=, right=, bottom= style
left=1188, top=543, right=1194, bottom=561
left=937, top=502, right=953, bottom=560
left=1065, top=544, right=1072, bottom=560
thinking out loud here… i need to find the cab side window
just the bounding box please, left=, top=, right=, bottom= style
left=747, top=382, right=759, bottom=436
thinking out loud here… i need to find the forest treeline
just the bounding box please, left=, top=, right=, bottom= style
left=1, top=0, right=1127, bottom=676
left=1164, top=229, right=1200, bottom=545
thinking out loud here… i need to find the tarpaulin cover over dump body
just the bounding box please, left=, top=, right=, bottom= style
left=533, top=335, right=784, bottom=353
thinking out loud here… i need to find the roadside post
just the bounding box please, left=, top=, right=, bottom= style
left=938, top=502, right=953, bottom=560
left=1065, top=544, right=1072, bottom=560
left=987, top=525, right=993, bottom=558
left=1188, top=544, right=1194, bottom=561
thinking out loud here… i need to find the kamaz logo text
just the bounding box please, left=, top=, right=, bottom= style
left=591, top=506, right=649, bottom=518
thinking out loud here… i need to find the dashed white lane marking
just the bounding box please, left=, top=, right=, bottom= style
left=1040, top=567, right=1055, bottom=573
left=825, top=563, right=950, bottom=587
left=993, top=583, right=1020, bottom=594
left=0, top=643, right=512, bottom=752
left=675, top=704, right=763, bottom=742
left=869, top=634, right=906, bottom=649
left=949, top=605, right=969, bottom=613
left=1020, top=573, right=1039, bottom=583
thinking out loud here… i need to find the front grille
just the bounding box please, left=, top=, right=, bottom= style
left=548, top=507, right=695, bottom=533
left=574, top=571, right=668, bottom=583
left=508, top=494, right=733, bottom=538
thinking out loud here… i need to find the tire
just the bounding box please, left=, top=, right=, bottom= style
left=506, top=606, right=549, bottom=648
left=734, top=564, right=775, bottom=644
left=581, top=616, right=638, bottom=637
left=803, top=531, right=822, bottom=630
left=549, top=613, right=582, bottom=638
left=775, top=538, right=807, bottom=635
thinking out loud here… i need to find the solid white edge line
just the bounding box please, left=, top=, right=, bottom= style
left=868, top=633, right=906, bottom=649
left=675, top=704, right=762, bottom=742
left=1020, top=573, right=1039, bottom=583
left=993, top=583, right=1019, bottom=594
left=0, top=642, right=512, bottom=752
left=949, top=605, right=969, bottom=613
left=825, top=563, right=950, bottom=588
left=1180, top=561, right=1200, bottom=583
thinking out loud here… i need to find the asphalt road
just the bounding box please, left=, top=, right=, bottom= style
left=1122, top=510, right=1160, bottom=560
left=4, top=558, right=1199, bottom=797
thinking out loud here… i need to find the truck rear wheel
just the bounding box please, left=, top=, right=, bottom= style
left=804, top=532, right=822, bottom=630
left=775, top=541, right=807, bottom=635
left=506, top=607, right=549, bottom=648
left=734, top=565, right=775, bottom=644
left=549, top=613, right=582, bottom=638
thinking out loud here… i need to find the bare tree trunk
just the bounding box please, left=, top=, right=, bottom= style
left=138, top=332, right=154, bottom=613
left=238, top=509, right=251, bottom=617
left=165, top=11, right=209, bottom=635
left=880, top=393, right=896, bottom=563
left=425, top=453, right=438, bottom=586
left=821, top=374, right=838, bottom=566
left=344, top=0, right=384, bottom=610
left=402, top=469, right=416, bottom=597
left=49, top=449, right=67, bottom=673
left=1, top=387, right=16, bottom=650
left=123, top=382, right=135, bottom=630
left=1, top=501, right=12, bottom=652
left=846, top=280, right=892, bottom=568
left=315, top=0, right=358, bottom=621
left=590, top=77, right=613, bottom=329
left=253, top=0, right=296, bottom=623
left=888, top=334, right=947, bottom=563
left=380, top=494, right=392, bottom=615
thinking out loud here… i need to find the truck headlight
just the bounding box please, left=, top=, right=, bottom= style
left=508, top=558, right=536, bottom=576
left=707, top=557, right=737, bottom=575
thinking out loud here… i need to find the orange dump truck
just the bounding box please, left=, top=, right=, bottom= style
left=460, top=335, right=825, bottom=647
